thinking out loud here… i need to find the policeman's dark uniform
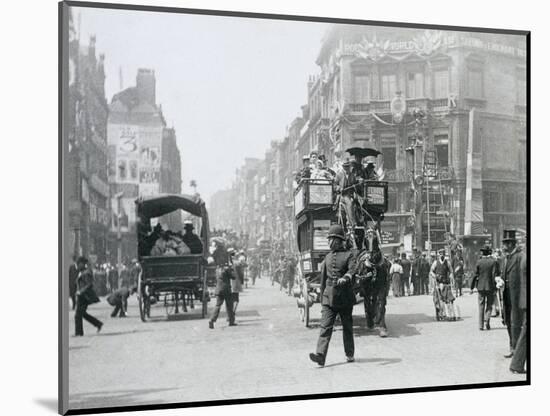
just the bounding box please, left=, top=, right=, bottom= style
left=208, top=244, right=236, bottom=328
left=311, top=225, right=356, bottom=365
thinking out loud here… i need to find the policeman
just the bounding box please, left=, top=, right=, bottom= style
left=309, top=224, right=357, bottom=366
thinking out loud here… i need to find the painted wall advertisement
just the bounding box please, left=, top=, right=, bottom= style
left=139, top=126, right=162, bottom=196
left=108, top=124, right=163, bottom=195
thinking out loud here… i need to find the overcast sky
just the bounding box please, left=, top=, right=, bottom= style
left=74, top=6, right=327, bottom=202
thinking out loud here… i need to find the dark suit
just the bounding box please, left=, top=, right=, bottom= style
left=472, top=256, right=497, bottom=329
left=502, top=247, right=524, bottom=352
left=418, top=258, right=430, bottom=295
left=69, top=263, right=78, bottom=310
left=334, top=170, right=359, bottom=228
left=400, top=258, right=411, bottom=296
left=107, top=287, right=130, bottom=317
left=316, top=248, right=356, bottom=359
left=453, top=257, right=464, bottom=296
left=75, top=269, right=103, bottom=336
left=209, top=247, right=235, bottom=324
left=182, top=232, right=204, bottom=254
left=510, top=251, right=528, bottom=371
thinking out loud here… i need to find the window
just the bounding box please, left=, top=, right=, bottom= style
left=388, top=190, right=397, bottom=212
left=433, top=70, right=449, bottom=99
left=435, top=135, right=449, bottom=168
left=504, top=193, right=516, bottom=212
left=519, top=141, right=527, bottom=173
left=517, top=193, right=526, bottom=212
left=129, top=160, right=138, bottom=180
left=353, top=74, right=370, bottom=103
left=517, top=71, right=527, bottom=105
left=382, top=146, right=396, bottom=170
left=118, top=160, right=127, bottom=180
left=467, top=68, right=483, bottom=98
left=407, top=72, right=424, bottom=98
left=380, top=74, right=397, bottom=100
left=484, top=191, right=500, bottom=212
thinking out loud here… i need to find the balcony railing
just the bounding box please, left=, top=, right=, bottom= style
left=384, top=169, right=409, bottom=182
left=347, top=98, right=456, bottom=115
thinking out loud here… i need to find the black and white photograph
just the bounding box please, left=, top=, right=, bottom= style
left=58, top=1, right=530, bottom=414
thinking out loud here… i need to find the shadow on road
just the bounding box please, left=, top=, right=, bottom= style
left=98, top=329, right=155, bottom=336
left=322, top=357, right=402, bottom=369
left=349, top=313, right=436, bottom=338
left=69, top=387, right=180, bottom=410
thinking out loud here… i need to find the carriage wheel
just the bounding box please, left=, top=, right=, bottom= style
left=164, top=293, right=176, bottom=315
left=201, top=270, right=208, bottom=319
left=137, top=271, right=148, bottom=322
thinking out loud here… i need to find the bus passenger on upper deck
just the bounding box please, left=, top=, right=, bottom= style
left=311, top=159, right=333, bottom=180
left=364, top=156, right=380, bottom=181
left=295, top=155, right=311, bottom=184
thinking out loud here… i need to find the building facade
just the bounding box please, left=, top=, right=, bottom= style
left=107, top=68, right=182, bottom=262
left=67, top=25, right=110, bottom=263
left=220, top=27, right=526, bottom=254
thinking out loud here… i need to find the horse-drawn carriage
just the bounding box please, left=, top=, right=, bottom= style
left=292, top=147, right=390, bottom=329
left=135, top=194, right=213, bottom=322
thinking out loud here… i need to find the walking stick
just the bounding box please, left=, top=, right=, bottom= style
left=496, top=289, right=505, bottom=326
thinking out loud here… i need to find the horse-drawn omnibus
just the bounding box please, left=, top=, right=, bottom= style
left=292, top=147, right=389, bottom=328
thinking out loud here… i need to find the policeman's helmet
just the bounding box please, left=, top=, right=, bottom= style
left=328, top=224, right=346, bottom=241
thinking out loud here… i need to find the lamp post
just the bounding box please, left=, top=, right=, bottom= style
left=114, top=191, right=124, bottom=272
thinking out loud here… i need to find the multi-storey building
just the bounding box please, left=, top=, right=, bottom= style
left=107, top=68, right=182, bottom=262
left=314, top=26, right=526, bottom=248
left=223, top=26, right=527, bottom=254
left=67, top=27, right=110, bottom=263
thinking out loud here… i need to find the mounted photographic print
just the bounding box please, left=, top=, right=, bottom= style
left=59, top=1, right=530, bottom=414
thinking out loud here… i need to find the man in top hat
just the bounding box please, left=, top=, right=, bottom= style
left=501, top=229, right=525, bottom=359
left=363, top=156, right=380, bottom=181
left=182, top=221, right=203, bottom=254
left=309, top=224, right=357, bottom=366
left=510, top=237, right=528, bottom=374
left=334, top=159, right=360, bottom=229
left=471, top=245, right=498, bottom=330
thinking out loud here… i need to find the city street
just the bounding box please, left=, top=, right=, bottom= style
left=68, top=277, right=525, bottom=410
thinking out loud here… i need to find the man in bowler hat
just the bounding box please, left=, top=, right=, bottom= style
left=309, top=224, right=357, bottom=366
left=471, top=245, right=498, bottom=330
left=501, top=229, right=524, bottom=358
left=74, top=256, right=103, bottom=336
left=208, top=240, right=236, bottom=329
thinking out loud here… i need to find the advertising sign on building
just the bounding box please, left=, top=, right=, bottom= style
left=108, top=124, right=140, bottom=184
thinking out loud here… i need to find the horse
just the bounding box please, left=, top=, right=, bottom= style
left=355, top=228, right=391, bottom=337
